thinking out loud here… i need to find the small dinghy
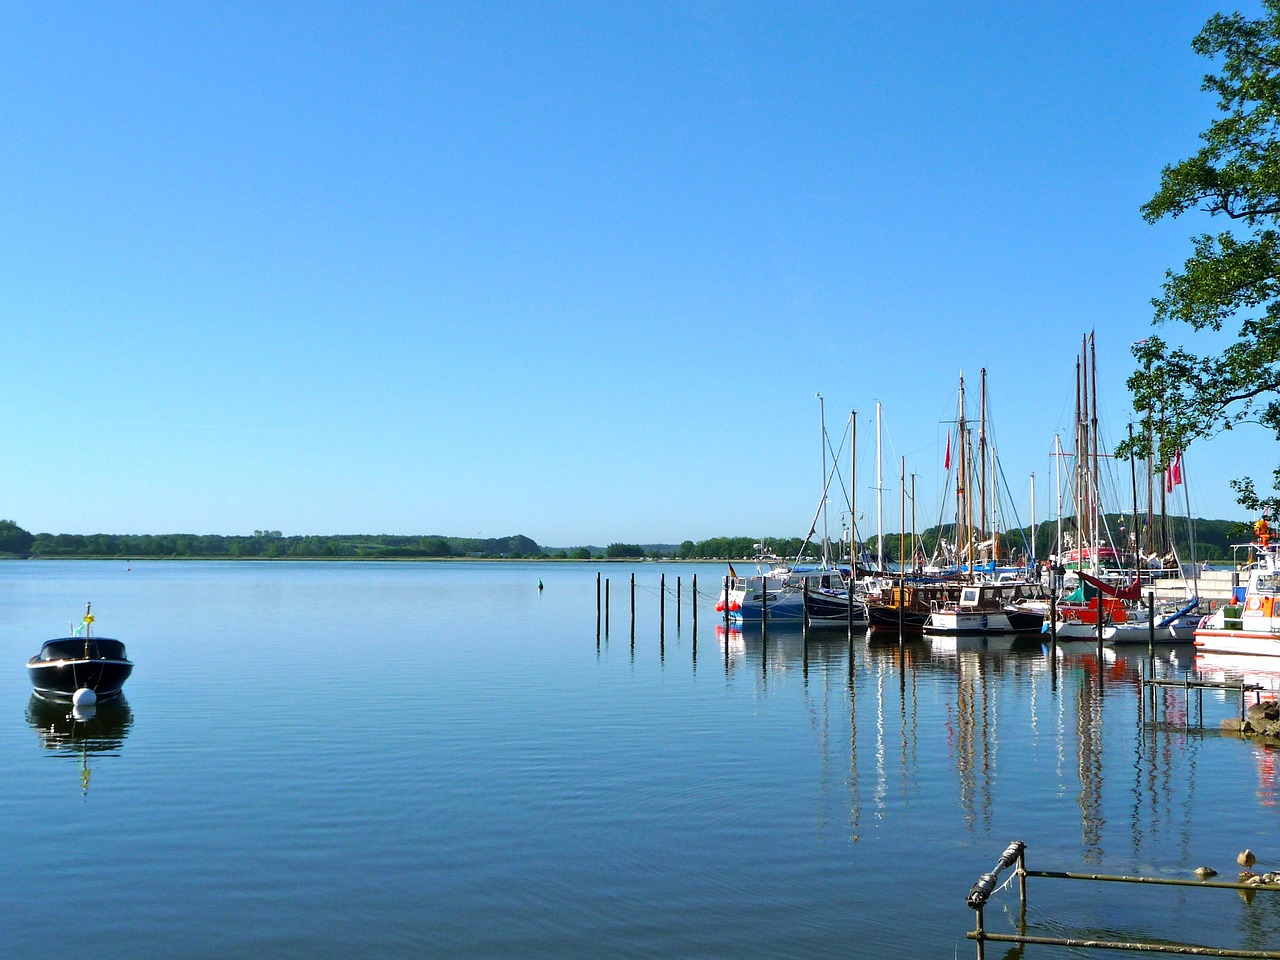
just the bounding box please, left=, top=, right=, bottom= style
left=27, top=603, right=133, bottom=702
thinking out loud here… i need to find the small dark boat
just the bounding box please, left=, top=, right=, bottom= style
left=27, top=603, right=133, bottom=702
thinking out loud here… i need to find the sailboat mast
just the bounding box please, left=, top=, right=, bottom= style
left=911, top=472, right=917, bottom=573
left=850, top=410, right=857, bottom=574
left=1182, top=454, right=1198, bottom=589
left=957, top=376, right=968, bottom=573
left=991, top=442, right=999, bottom=564
left=876, top=402, right=884, bottom=572
left=1159, top=406, right=1169, bottom=557
left=1146, top=355, right=1155, bottom=559
left=965, top=417, right=974, bottom=575
left=900, top=457, right=906, bottom=577
left=979, top=368, right=988, bottom=563
left=849, top=409, right=860, bottom=576
left=1054, top=433, right=1063, bottom=562
left=1075, top=352, right=1084, bottom=564
left=1128, top=422, right=1139, bottom=572
left=818, top=392, right=829, bottom=568
left=1080, top=335, right=1092, bottom=562
left=1030, top=472, right=1037, bottom=566
left=1090, top=332, right=1100, bottom=574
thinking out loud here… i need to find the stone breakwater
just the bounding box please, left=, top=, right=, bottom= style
left=1222, top=700, right=1280, bottom=738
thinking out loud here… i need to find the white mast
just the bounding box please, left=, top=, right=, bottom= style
left=876, top=402, right=884, bottom=572
left=1054, top=433, right=1063, bottom=563
left=818, top=392, right=829, bottom=568
left=1030, top=472, right=1037, bottom=567
left=850, top=410, right=858, bottom=572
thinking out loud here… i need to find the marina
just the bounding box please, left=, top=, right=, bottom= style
left=5, top=559, right=1280, bottom=958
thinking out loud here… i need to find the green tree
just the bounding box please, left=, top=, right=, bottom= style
left=605, top=543, right=647, bottom=559
left=0, top=520, right=34, bottom=554
left=1122, top=2, right=1280, bottom=513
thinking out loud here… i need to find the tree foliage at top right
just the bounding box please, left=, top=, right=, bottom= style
left=1124, top=1, right=1280, bottom=513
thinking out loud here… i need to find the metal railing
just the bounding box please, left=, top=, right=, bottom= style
left=967, top=841, right=1280, bottom=959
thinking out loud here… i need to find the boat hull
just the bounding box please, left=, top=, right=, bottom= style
left=27, top=658, right=133, bottom=701
left=1193, top=630, right=1280, bottom=657
left=867, top=604, right=931, bottom=632
left=801, top=591, right=870, bottom=626
left=924, top=608, right=1043, bottom=636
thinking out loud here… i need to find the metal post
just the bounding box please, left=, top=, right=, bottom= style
left=847, top=572, right=854, bottom=636
left=898, top=575, right=905, bottom=638
left=1017, top=846, right=1027, bottom=906
left=596, top=572, right=601, bottom=638
left=605, top=578, right=610, bottom=634
left=676, top=575, right=681, bottom=630
left=1049, top=586, right=1057, bottom=646
left=660, top=573, right=666, bottom=639
left=761, top=570, right=768, bottom=636
left=1148, top=590, right=1155, bottom=657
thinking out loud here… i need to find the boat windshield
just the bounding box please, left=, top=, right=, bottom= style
left=1256, top=573, right=1280, bottom=596
left=37, top=638, right=128, bottom=661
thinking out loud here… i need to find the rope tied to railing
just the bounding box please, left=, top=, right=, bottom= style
left=967, top=841, right=1026, bottom=909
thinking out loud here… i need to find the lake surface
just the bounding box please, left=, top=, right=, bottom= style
left=3, top=560, right=1279, bottom=959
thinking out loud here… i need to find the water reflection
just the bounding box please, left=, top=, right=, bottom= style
left=26, top=694, right=133, bottom=796
left=703, top=624, right=1230, bottom=862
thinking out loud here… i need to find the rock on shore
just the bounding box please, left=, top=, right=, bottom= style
left=1222, top=701, right=1280, bottom=738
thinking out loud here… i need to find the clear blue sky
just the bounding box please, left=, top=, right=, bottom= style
left=2, top=2, right=1265, bottom=545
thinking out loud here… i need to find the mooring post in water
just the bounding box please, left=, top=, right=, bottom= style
left=691, top=574, right=697, bottom=656
left=1096, top=584, right=1104, bottom=660
left=897, top=574, right=905, bottom=640
left=1148, top=590, right=1156, bottom=657
left=723, top=576, right=730, bottom=633
left=605, top=578, right=610, bottom=634
left=1048, top=582, right=1057, bottom=645
left=660, top=573, right=666, bottom=638
left=676, top=575, right=681, bottom=629
left=803, top=578, right=810, bottom=629
left=847, top=576, right=854, bottom=636
left=761, top=570, right=768, bottom=636
left=630, top=573, right=636, bottom=633
left=596, top=573, right=601, bottom=638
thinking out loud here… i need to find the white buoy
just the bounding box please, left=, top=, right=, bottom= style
left=72, top=687, right=97, bottom=708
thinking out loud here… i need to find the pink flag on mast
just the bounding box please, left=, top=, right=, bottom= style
left=1166, top=450, right=1183, bottom=492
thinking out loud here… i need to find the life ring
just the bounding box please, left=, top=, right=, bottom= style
left=1247, top=596, right=1264, bottom=612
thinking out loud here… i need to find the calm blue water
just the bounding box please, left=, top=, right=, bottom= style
left=2, top=560, right=1279, bottom=958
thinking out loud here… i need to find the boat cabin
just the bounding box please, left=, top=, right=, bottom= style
left=33, top=637, right=129, bottom=663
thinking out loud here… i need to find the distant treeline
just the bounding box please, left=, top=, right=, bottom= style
left=0, top=523, right=552, bottom=559
left=0, top=516, right=1253, bottom=562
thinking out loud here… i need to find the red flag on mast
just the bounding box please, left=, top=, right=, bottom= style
left=1166, top=450, right=1183, bottom=492
left=944, top=432, right=951, bottom=470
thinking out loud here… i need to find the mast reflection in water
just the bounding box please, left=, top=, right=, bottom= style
left=713, top=621, right=1217, bottom=868
left=25, top=694, right=132, bottom=796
